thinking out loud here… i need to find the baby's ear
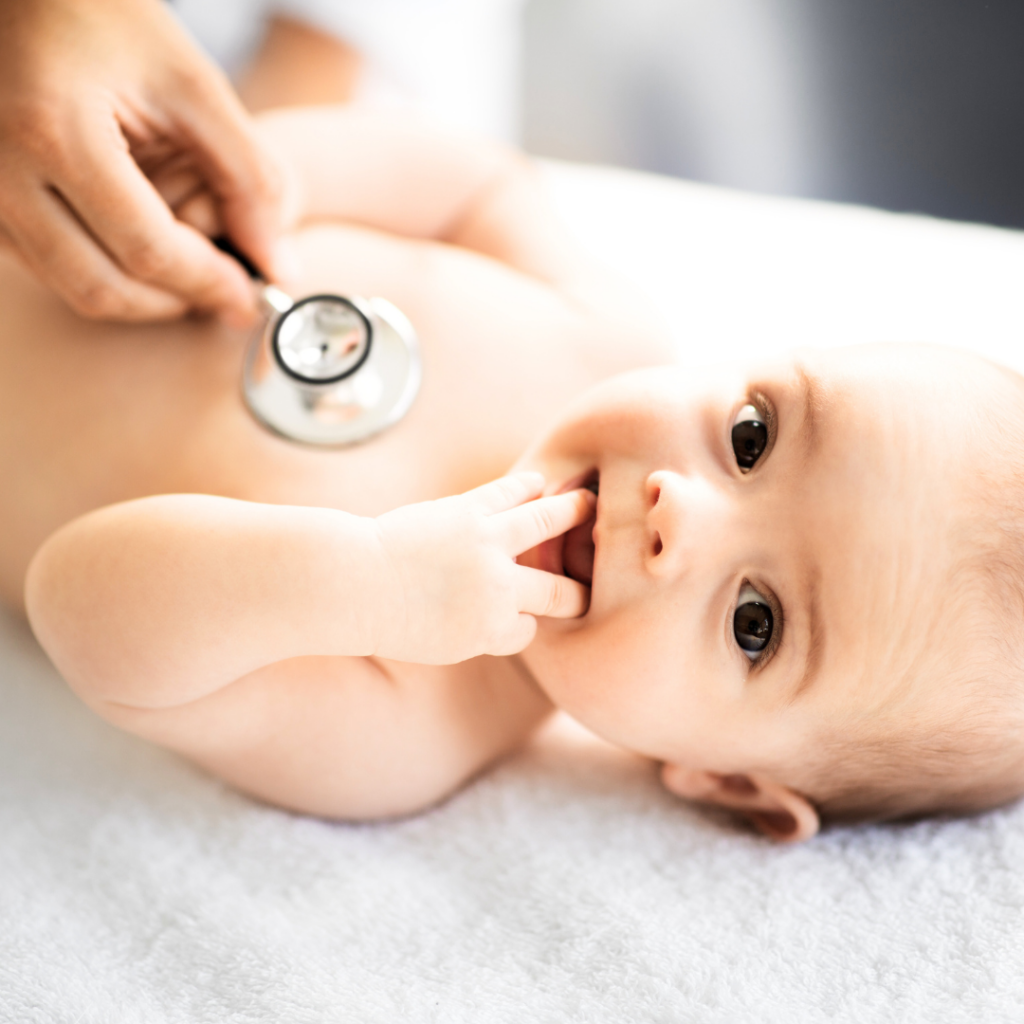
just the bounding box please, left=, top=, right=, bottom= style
left=660, top=764, right=819, bottom=843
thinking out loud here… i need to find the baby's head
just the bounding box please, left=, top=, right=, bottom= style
left=517, top=343, right=1024, bottom=840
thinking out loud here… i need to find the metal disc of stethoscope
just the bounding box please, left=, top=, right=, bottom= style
left=218, top=238, right=422, bottom=447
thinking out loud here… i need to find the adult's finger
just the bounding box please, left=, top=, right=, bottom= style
left=498, top=488, right=595, bottom=556
left=514, top=565, right=590, bottom=619
left=0, top=176, right=187, bottom=321
left=167, top=66, right=285, bottom=276
left=144, top=156, right=220, bottom=234
left=53, top=113, right=255, bottom=319
left=147, top=157, right=206, bottom=212
left=174, top=189, right=221, bottom=238
left=464, top=472, right=545, bottom=516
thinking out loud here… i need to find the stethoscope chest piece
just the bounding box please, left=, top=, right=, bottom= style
left=242, top=288, right=421, bottom=447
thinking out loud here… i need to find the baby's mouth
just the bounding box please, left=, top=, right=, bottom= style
left=561, top=512, right=596, bottom=586
left=519, top=471, right=598, bottom=586
left=561, top=473, right=598, bottom=585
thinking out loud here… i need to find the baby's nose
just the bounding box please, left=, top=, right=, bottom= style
left=644, top=470, right=731, bottom=577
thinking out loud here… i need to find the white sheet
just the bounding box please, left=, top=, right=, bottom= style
left=4, top=164, right=1024, bottom=1023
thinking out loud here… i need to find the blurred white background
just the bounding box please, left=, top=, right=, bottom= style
left=521, top=0, right=1024, bottom=229
left=176, top=0, right=1024, bottom=230
left=523, top=0, right=817, bottom=197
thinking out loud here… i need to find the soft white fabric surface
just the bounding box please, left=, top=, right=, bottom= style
left=4, top=164, right=1024, bottom=1023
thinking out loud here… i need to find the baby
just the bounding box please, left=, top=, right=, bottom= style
left=12, top=109, right=1024, bottom=842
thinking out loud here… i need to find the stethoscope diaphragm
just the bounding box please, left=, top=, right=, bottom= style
left=216, top=238, right=422, bottom=447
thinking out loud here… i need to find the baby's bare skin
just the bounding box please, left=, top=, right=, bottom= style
left=32, top=111, right=1015, bottom=841
left=12, top=109, right=670, bottom=818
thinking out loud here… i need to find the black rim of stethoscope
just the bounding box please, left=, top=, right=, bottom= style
left=271, top=294, right=374, bottom=386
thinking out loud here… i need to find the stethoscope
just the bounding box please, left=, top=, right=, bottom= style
left=216, top=238, right=422, bottom=447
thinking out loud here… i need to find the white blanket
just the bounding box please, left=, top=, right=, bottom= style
left=4, top=163, right=1024, bottom=1023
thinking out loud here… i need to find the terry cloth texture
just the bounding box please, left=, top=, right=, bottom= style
left=4, top=162, right=1024, bottom=1023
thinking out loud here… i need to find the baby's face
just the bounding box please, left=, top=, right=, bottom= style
left=517, top=344, right=1000, bottom=787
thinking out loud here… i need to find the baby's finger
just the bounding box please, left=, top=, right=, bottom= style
left=499, top=488, right=595, bottom=556
left=486, top=614, right=539, bottom=657
left=515, top=565, right=590, bottom=619
left=465, top=472, right=545, bottom=515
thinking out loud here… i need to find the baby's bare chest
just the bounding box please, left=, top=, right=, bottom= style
left=0, top=264, right=567, bottom=606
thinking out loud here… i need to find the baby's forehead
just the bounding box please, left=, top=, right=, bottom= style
left=749, top=345, right=1024, bottom=493
left=728, top=346, right=1024, bottom=769
left=790, top=343, right=1019, bottom=420
left=767, top=348, right=1005, bottom=711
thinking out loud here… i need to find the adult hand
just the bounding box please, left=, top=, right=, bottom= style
left=0, top=0, right=284, bottom=324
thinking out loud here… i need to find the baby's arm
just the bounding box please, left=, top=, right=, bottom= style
left=26, top=477, right=591, bottom=817
left=255, top=106, right=514, bottom=242
left=252, top=107, right=622, bottom=307
left=171, top=105, right=664, bottom=355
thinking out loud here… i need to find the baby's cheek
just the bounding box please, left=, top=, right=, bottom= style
left=523, top=622, right=635, bottom=727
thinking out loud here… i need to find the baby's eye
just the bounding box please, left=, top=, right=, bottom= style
left=734, top=584, right=773, bottom=660
left=732, top=404, right=768, bottom=471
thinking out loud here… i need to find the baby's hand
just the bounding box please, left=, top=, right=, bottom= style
left=372, top=473, right=593, bottom=664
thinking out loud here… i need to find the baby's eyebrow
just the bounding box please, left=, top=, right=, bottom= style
left=794, top=364, right=824, bottom=462
left=790, top=571, right=824, bottom=702
left=787, top=366, right=829, bottom=700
